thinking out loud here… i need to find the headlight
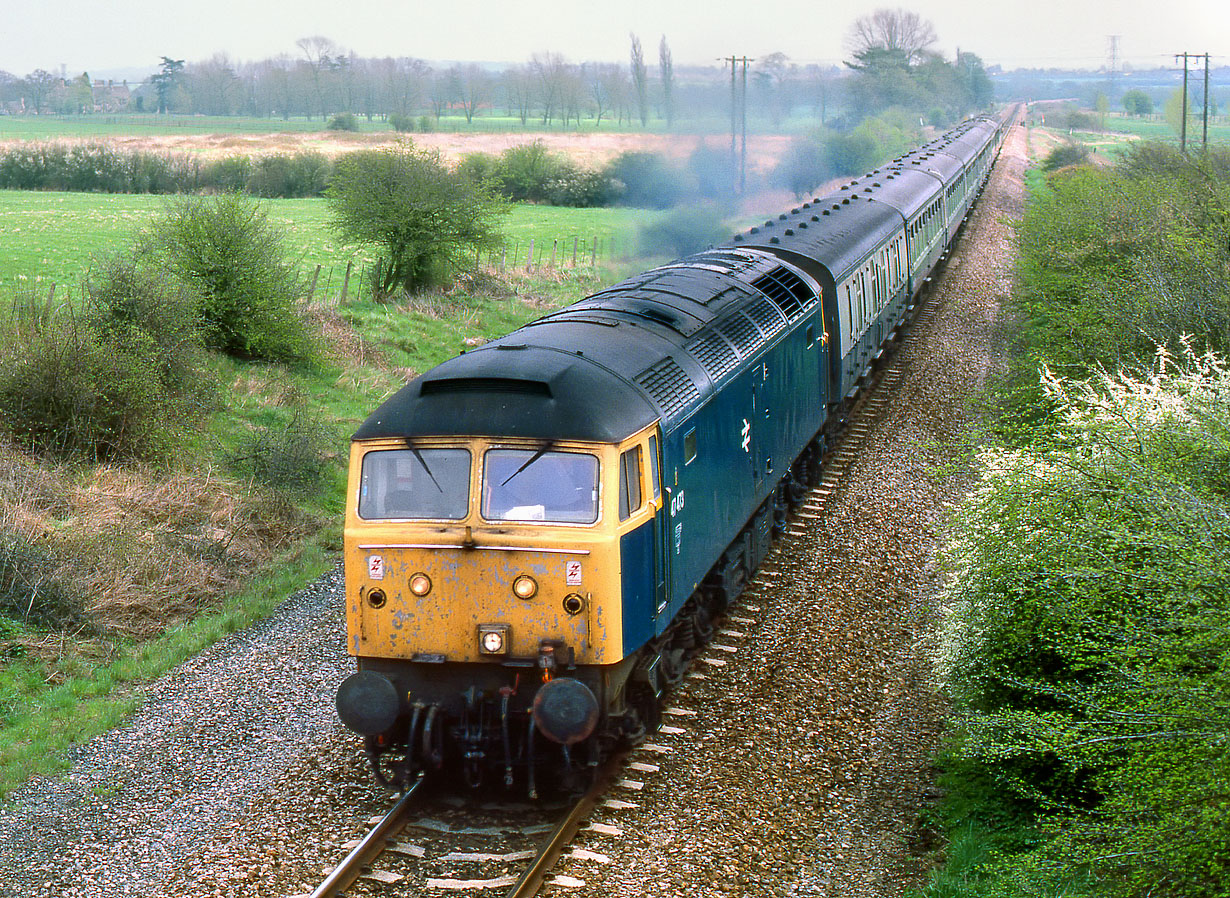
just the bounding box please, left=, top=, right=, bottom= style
left=478, top=624, right=510, bottom=655
left=409, top=572, right=432, bottom=596
left=512, top=575, right=538, bottom=600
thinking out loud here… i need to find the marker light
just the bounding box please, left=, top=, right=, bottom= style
left=409, top=573, right=432, bottom=597
left=512, top=575, right=538, bottom=600
left=478, top=624, right=510, bottom=655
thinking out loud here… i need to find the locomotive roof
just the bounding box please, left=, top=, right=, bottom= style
left=352, top=249, right=823, bottom=443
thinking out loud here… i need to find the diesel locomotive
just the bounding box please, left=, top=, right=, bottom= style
left=336, top=110, right=1013, bottom=793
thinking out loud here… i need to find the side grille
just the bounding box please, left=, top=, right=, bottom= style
left=635, top=357, right=700, bottom=417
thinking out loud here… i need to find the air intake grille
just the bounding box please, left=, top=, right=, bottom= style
left=635, top=358, right=700, bottom=417
left=686, top=331, right=740, bottom=382
left=718, top=313, right=762, bottom=358
left=745, top=299, right=787, bottom=340
left=751, top=267, right=815, bottom=321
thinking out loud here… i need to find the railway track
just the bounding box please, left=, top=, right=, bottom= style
left=300, top=749, right=642, bottom=898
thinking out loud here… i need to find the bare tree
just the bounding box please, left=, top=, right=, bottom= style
left=659, top=36, right=674, bottom=128
left=503, top=64, right=535, bottom=125
left=379, top=57, right=429, bottom=118
left=630, top=34, right=648, bottom=127
left=295, top=35, right=342, bottom=117
left=845, top=8, right=937, bottom=67
left=188, top=54, right=242, bottom=115
left=530, top=52, right=571, bottom=126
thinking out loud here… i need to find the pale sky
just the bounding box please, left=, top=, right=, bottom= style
left=2, top=0, right=1225, bottom=79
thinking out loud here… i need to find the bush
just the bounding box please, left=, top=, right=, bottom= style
left=603, top=151, right=689, bottom=209
left=388, top=113, right=415, bottom=133
left=327, top=142, right=507, bottom=294
left=937, top=350, right=1230, bottom=898
left=457, top=152, right=501, bottom=187
left=230, top=409, right=333, bottom=497
left=490, top=141, right=575, bottom=203
left=246, top=151, right=332, bottom=198
left=0, top=313, right=175, bottom=460
left=0, top=529, right=85, bottom=631
left=543, top=169, right=619, bottom=207
left=1042, top=141, right=1091, bottom=171
left=140, top=193, right=317, bottom=363
left=771, top=136, right=829, bottom=200
left=328, top=112, right=359, bottom=132
left=84, top=255, right=211, bottom=400
left=201, top=155, right=253, bottom=193
left=687, top=143, right=736, bottom=201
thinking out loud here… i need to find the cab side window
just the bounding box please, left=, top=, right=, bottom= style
left=647, top=435, right=661, bottom=500
left=618, top=445, right=643, bottom=521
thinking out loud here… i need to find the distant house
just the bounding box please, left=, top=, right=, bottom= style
left=92, top=80, right=131, bottom=113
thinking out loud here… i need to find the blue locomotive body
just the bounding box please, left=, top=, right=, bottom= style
left=335, top=112, right=1013, bottom=792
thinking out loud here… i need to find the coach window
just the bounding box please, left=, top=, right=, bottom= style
left=684, top=428, right=698, bottom=465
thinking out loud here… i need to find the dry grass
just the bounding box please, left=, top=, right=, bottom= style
left=0, top=444, right=319, bottom=640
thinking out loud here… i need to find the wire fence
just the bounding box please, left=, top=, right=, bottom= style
left=5, top=234, right=632, bottom=317
left=304, top=233, right=631, bottom=307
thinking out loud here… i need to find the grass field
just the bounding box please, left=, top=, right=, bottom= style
left=0, top=190, right=665, bottom=295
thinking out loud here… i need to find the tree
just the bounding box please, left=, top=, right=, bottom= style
left=150, top=56, right=184, bottom=114
left=630, top=34, right=649, bottom=127
left=1123, top=88, right=1153, bottom=116
left=20, top=69, right=58, bottom=113
left=659, top=36, right=674, bottom=128
left=845, top=7, right=937, bottom=67
left=326, top=142, right=508, bottom=294
left=296, top=35, right=342, bottom=118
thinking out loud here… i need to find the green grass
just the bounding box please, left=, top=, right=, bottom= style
left=0, top=189, right=660, bottom=794
left=0, top=190, right=663, bottom=294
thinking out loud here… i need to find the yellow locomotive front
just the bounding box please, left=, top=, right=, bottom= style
left=337, top=424, right=661, bottom=791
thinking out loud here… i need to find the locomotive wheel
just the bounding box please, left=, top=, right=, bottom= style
left=622, top=684, right=661, bottom=747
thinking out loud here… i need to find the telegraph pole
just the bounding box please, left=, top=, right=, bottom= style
left=740, top=56, right=750, bottom=195
left=722, top=55, right=753, bottom=195
left=1203, top=52, right=1210, bottom=152
left=1176, top=52, right=1189, bottom=153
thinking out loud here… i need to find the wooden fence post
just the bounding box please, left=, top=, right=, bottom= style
left=526, top=238, right=534, bottom=272
left=341, top=261, right=352, bottom=305
left=572, top=237, right=578, bottom=268
left=550, top=239, right=557, bottom=269
left=592, top=236, right=598, bottom=266
left=500, top=245, right=507, bottom=273
left=306, top=265, right=321, bottom=302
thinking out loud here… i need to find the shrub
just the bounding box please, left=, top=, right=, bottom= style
left=687, top=143, right=736, bottom=201
left=771, top=136, right=829, bottom=199
left=230, top=409, right=334, bottom=497
left=938, top=349, right=1230, bottom=897
left=140, top=193, right=317, bottom=364
left=388, top=113, right=415, bottom=133
left=0, top=529, right=85, bottom=631
left=201, top=155, right=253, bottom=193
left=327, top=142, right=507, bottom=294
left=0, top=313, right=174, bottom=460
left=490, top=141, right=574, bottom=203
left=246, top=151, right=332, bottom=198
left=457, top=152, right=501, bottom=187
left=1042, top=141, right=1091, bottom=171
left=84, top=255, right=211, bottom=401
left=328, top=112, right=359, bottom=132
left=543, top=169, right=618, bottom=207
